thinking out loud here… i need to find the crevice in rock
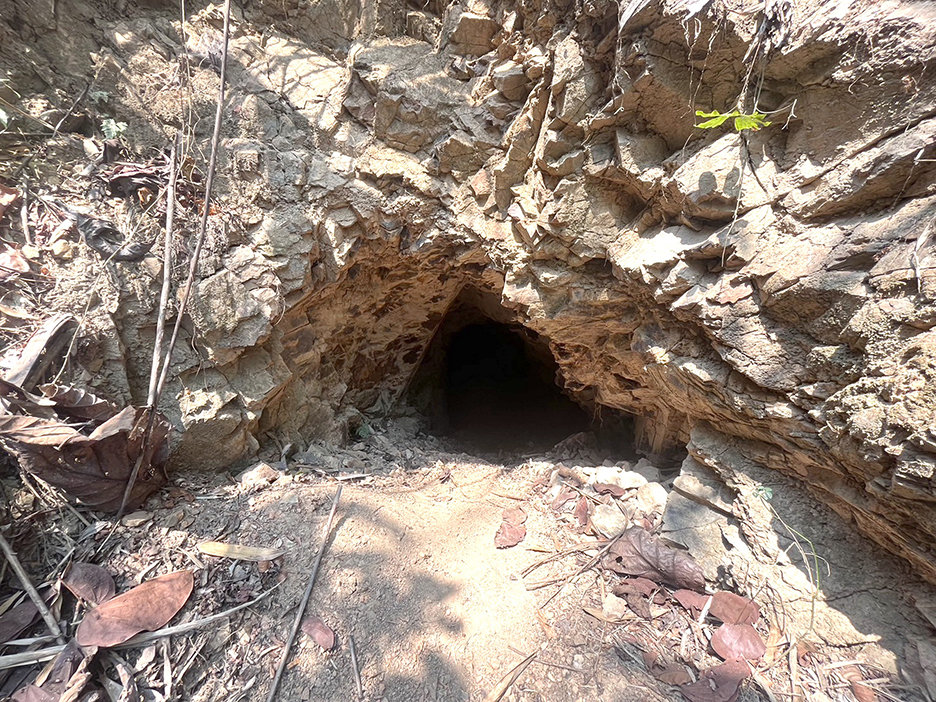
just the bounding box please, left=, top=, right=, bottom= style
left=406, top=287, right=635, bottom=455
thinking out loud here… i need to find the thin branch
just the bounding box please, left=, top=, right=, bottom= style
left=266, top=485, right=344, bottom=702
left=148, top=134, right=179, bottom=406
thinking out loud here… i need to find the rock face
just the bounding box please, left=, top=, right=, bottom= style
left=3, top=0, right=936, bottom=580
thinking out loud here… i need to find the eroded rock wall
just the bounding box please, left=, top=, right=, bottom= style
left=3, top=0, right=936, bottom=580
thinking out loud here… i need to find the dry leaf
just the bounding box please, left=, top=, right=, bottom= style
left=709, top=592, right=759, bottom=625
left=482, top=653, right=536, bottom=702
left=840, top=665, right=878, bottom=702
left=679, top=657, right=750, bottom=702
left=0, top=402, right=170, bottom=513
left=12, top=639, right=96, bottom=702
left=494, top=507, right=527, bottom=548
left=197, top=541, right=285, bottom=562
left=62, top=562, right=116, bottom=604
left=550, top=487, right=576, bottom=510
left=76, top=571, right=193, bottom=647
left=301, top=615, right=336, bottom=650
left=673, top=589, right=709, bottom=616
left=710, top=623, right=766, bottom=661
left=602, top=527, right=705, bottom=590
left=573, top=496, right=590, bottom=526
left=0, top=599, right=38, bottom=644
left=594, top=483, right=626, bottom=498
left=0, top=248, right=30, bottom=282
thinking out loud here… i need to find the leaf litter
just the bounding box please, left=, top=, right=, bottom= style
left=76, top=571, right=193, bottom=647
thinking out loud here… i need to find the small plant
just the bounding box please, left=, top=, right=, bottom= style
left=695, top=109, right=771, bottom=132
left=101, top=118, right=128, bottom=139
left=89, top=90, right=111, bottom=105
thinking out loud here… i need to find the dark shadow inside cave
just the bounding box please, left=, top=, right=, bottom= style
left=406, top=288, right=634, bottom=456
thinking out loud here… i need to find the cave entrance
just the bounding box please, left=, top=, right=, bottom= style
left=407, top=288, right=631, bottom=455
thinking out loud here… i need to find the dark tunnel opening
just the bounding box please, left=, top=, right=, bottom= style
left=405, top=288, right=635, bottom=457
left=443, top=321, right=592, bottom=452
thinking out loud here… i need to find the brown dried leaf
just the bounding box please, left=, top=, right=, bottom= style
left=679, top=657, right=750, bottom=702
left=495, top=507, right=527, bottom=548
left=0, top=248, right=30, bottom=282
left=62, top=562, right=116, bottom=604
left=503, top=507, right=527, bottom=525
left=0, top=403, right=170, bottom=512
left=0, top=184, right=19, bottom=220
left=673, top=589, right=709, bottom=616
left=710, top=623, right=766, bottom=661
left=573, top=496, right=590, bottom=526
left=76, top=571, right=193, bottom=647
left=709, top=592, right=759, bottom=625
left=38, top=383, right=118, bottom=422
left=594, top=483, right=626, bottom=498
left=12, top=639, right=96, bottom=702
left=602, top=527, right=705, bottom=590
left=551, top=487, right=576, bottom=510
left=840, top=665, right=878, bottom=702
left=494, top=522, right=526, bottom=548
left=0, top=599, right=38, bottom=644
left=301, top=615, right=336, bottom=650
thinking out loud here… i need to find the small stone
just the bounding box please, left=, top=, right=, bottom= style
left=602, top=593, right=630, bottom=620
left=592, top=466, right=647, bottom=490
left=238, top=461, right=280, bottom=488
left=591, top=503, right=629, bottom=537
left=572, top=654, right=586, bottom=670
left=50, top=240, right=72, bottom=259
left=634, top=482, right=668, bottom=517
left=21, top=244, right=40, bottom=260
left=121, top=510, right=152, bottom=527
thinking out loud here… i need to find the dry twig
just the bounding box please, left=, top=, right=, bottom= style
left=266, top=485, right=344, bottom=702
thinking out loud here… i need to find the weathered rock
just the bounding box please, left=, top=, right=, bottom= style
left=10, top=0, right=936, bottom=586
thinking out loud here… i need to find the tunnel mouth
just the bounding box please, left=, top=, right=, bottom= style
left=406, top=288, right=635, bottom=457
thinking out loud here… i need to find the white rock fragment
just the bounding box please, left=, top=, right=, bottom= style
left=591, top=503, right=629, bottom=537
left=238, top=461, right=280, bottom=489
left=634, top=482, right=668, bottom=517
left=592, top=466, right=647, bottom=490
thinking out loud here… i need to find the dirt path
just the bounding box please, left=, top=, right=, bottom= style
left=174, top=459, right=673, bottom=701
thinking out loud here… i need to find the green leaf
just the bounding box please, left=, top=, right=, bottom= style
left=101, top=118, right=127, bottom=139
left=733, top=112, right=771, bottom=131
left=695, top=109, right=739, bottom=129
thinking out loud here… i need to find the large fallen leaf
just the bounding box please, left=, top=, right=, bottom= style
left=62, top=562, right=116, bottom=604
left=0, top=403, right=170, bottom=512
left=76, top=571, right=193, bottom=647
left=0, top=599, right=38, bottom=644
left=197, top=541, right=285, bottom=562
left=710, top=623, right=766, bottom=661
left=301, top=615, right=336, bottom=650
left=494, top=507, right=527, bottom=548
left=679, top=657, right=750, bottom=702
left=602, top=527, right=706, bottom=591
left=709, top=592, right=759, bottom=625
